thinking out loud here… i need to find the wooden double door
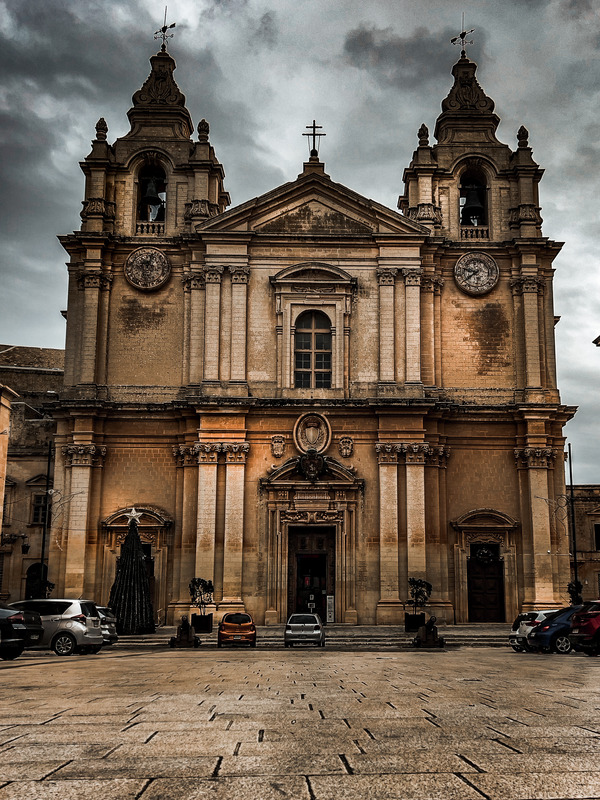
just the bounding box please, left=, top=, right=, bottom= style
left=287, top=526, right=335, bottom=620
left=467, top=543, right=505, bottom=622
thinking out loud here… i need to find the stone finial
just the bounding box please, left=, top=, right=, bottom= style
left=517, top=125, right=529, bottom=148
left=441, top=57, right=494, bottom=114
left=95, top=117, right=108, bottom=141
left=417, top=123, right=429, bottom=147
left=197, top=118, right=210, bottom=142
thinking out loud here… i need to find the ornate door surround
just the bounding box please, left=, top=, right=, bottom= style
left=451, top=508, right=519, bottom=623
left=260, top=457, right=363, bottom=624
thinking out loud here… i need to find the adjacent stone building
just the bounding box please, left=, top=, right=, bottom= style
left=567, top=486, right=600, bottom=601
left=0, top=346, right=64, bottom=600
left=47, top=44, right=576, bottom=624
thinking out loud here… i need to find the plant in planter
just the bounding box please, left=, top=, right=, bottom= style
left=189, top=578, right=215, bottom=632
left=405, top=578, right=433, bottom=632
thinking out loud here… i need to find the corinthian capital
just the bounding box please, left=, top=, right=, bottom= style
left=376, top=268, right=397, bottom=286
left=514, top=447, right=557, bottom=469
left=221, top=442, right=250, bottom=463
left=402, top=269, right=422, bottom=287
left=375, top=442, right=401, bottom=464
left=196, top=443, right=222, bottom=463
left=62, top=444, right=107, bottom=468
left=230, top=266, right=250, bottom=284
left=202, top=265, right=224, bottom=284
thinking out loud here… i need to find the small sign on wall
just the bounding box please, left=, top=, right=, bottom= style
left=326, top=595, right=334, bottom=623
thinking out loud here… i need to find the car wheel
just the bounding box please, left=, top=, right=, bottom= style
left=511, top=645, right=524, bottom=652
left=553, top=635, right=572, bottom=654
left=53, top=633, right=77, bottom=656
left=0, top=645, right=24, bottom=661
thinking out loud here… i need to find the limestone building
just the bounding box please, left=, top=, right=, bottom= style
left=49, top=43, right=575, bottom=625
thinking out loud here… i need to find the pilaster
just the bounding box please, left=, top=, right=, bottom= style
left=219, top=442, right=250, bottom=615
left=375, top=443, right=402, bottom=623
left=514, top=447, right=559, bottom=608
left=202, top=266, right=224, bottom=385
left=402, top=269, right=423, bottom=387
left=376, top=268, right=397, bottom=388
left=61, top=444, right=107, bottom=597
left=195, top=443, right=222, bottom=586
left=229, top=266, right=249, bottom=390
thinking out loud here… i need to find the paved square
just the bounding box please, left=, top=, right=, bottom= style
left=0, top=647, right=599, bottom=799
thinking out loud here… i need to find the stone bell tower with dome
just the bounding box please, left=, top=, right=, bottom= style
left=49, top=33, right=575, bottom=626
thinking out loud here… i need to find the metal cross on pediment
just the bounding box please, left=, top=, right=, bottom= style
left=155, top=6, right=176, bottom=52
left=450, top=12, right=475, bottom=57
left=303, top=119, right=326, bottom=158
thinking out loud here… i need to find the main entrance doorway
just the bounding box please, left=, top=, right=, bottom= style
left=467, top=543, right=505, bottom=622
left=287, top=527, right=335, bottom=620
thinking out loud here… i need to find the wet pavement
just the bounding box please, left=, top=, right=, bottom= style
left=0, top=646, right=598, bottom=799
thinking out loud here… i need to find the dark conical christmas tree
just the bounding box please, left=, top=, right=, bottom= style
left=108, top=509, right=155, bottom=635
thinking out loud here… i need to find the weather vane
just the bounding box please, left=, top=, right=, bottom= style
left=155, top=6, right=176, bottom=52
left=450, top=12, right=474, bottom=57
left=303, top=120, right=326, bottom=158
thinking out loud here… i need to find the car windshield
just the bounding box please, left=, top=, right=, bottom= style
left=289, top=615, right=319, bottom=625
left=224, top=613, right=252, bottom=624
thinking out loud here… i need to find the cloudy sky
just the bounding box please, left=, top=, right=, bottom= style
left=0, top=0, right=598, bottom=481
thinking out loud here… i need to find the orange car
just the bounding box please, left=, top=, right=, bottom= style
left=217, top=612, right=257, bottom=648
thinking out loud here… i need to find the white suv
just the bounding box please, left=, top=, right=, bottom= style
left=10, top=599, right=103, bottom=656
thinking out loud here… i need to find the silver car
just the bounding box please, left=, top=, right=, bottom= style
left=10, top=599, right=103, bottom=656
left=284, top=613, right=325, bottom=647
left=96, top=606, right=119, bottom=646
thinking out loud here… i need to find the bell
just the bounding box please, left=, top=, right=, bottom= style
left=142, top=177, right=162, bottom=207
left=461, top=185, right=485, bottom=225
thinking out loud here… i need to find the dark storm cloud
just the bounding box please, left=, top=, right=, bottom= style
left=343, top=24, right=476, bottom=88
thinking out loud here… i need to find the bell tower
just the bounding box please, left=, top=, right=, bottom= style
left=60, top=45, right=230, bottom=394
left=400, top=52, right=544, bottom=243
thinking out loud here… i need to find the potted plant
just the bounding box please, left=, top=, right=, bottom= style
left=189, top=578, right=214, bottom=633
left=405, top=578, right=432, bottom=632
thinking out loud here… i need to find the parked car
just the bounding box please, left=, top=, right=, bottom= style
left=0, top=602, right=44, bottom=660
left=217, top=612, right=256, bottom=648
left=10, top=599, right=103, bottom=656
left=526, top=606, right=581, bottom=654
left=284, top=613, right=325, bottom=647
left=96, top=606, right=118, bottom=646
left=509, top=609, right=557, bottom=652
left=569, top=600, right=600, bottom=656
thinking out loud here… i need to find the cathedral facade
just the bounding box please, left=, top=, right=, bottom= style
left=49, top=45, right=575, bottom=625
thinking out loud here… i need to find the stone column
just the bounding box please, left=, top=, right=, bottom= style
left=61, top=444, right=106, bottom=597
left=220, top=442, right=250, bottom=614
left=95, top=274, right=113, bottom=386
left=375, top=443, right=402, bottom=624
left=377, top=268, right=397, bottom=386
left=229, top=267, right=249, bottom=385
left=186, top=274, right=205, bottom=385
left=77, top=272, right=103, bottom=384
left=402, top=269, right=422, bottom=385
left=195, top=444, right=221, bottom=585
left=515, top=447, right=559, bottom=608
left=202, top=266, right=224, bottom=384
left=420, top=277, right=436, bottom=386
left=402, top=443, right=428, bottom=580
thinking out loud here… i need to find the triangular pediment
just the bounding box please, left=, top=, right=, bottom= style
left=257, top=200, right=373, bottom=234
left=197, top=170, right=429, bottom=237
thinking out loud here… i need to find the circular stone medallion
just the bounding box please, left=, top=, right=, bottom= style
left=125, top=248, right=170, bottom=291
left=454, top=252, right=499, bottom=296
left=293, top=413, right=331, bottom=454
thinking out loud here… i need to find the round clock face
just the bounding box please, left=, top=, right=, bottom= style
left=125, top=248, right=170, bottom=291
left=454, top=252, right=499, bottom=295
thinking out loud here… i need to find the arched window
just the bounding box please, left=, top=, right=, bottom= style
left=459, top=167, right=487, bottom=227
left=294, top=311, right=332, bottom=389
left=138, top=164, right=166, bottom=223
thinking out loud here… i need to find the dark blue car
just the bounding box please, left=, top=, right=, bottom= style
left=526, top=606, right=582, bottom=654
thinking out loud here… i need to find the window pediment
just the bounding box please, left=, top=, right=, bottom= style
left=270, top=262, right=356, bottom=290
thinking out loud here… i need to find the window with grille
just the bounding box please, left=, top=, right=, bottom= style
left=294, top=310, right=332, bottom=389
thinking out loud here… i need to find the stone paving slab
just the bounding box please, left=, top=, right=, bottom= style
left=0, top=647, right=599, bottom=799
